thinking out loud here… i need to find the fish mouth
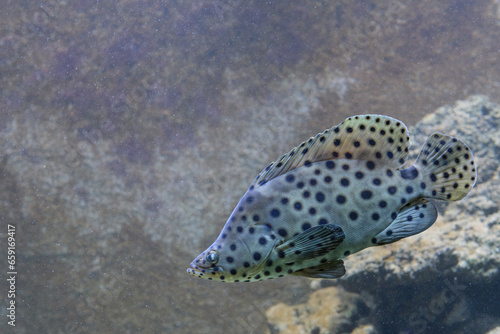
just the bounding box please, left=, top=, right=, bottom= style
left=186, top=267, right=204, bottom=277
left=187, top=262, right=223, bottom=278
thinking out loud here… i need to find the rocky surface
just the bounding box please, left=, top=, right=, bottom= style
left=266, top=287, right=372, bottom=334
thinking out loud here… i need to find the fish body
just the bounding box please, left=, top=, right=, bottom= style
left=187, top=115, right=477, bottom=282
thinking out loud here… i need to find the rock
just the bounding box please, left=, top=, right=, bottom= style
left=350, top=324, right=378, bottom=334
left=266, top=286, right=370, bottom=334
left=486, top=327, right=500, bottom=334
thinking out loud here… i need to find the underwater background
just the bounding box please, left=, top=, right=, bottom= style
left=0, top=1, right=499, bottom=333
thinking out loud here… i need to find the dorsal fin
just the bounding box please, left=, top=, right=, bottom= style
left=251, top=114, right=410, bottom=188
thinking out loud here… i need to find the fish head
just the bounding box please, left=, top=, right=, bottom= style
left=187, top=221, right=278, bottom=282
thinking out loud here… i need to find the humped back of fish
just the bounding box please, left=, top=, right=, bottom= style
left=187, top=115, right=477, bottom=282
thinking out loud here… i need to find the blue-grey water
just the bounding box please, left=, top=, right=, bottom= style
left=0, top=1, right=499, bottom=333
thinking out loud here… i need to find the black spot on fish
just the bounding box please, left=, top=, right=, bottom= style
left=355, top=171, right=364, bottom=179
left=326, top=161, right=335, bottom=169
left=270, top=208, right=280, bottom=217
left=278, top=228, right=288, bottom=237
left=294, top=202, right=303, bottom=211
left=388, top=186, right=397, bottom=195
left=386, top=169, right=394, bottom=177
left=281, top=197, right=289, bottom=205
left=336, top=195, right=346, bottom=204
left=315, top=192, right=325, bottom=202
left=297, top=181, right=305, bottom=189
left=366, top=161, right=375, bottom=170
left=342, top=164, right=349, bottom=171
left=226, top=256, right=234, bottom=263
left=253, top=252, right=261, bottom=261
left=324, top=176, right=332, bottom=183
left=303, top=191, right=311, bottom=198
left=309, top=207, right=316, bottom=215
left=286, top=174, right=295, bottom=183
left=372, top=213, right=380, bottom=220
left=349, top=211, right=358, bottom=220
left=302, top=222, right=311, bottom=231
left=340, top=178, right=350, bottom=187
left=373, top=178, right=382, bottom=186
left=253, top=215, right=260, bottom=222
left=361, top=190, right=373, bottom=199
left=230, top=244, right=236, bottom=251
left=400, top=166, right=418, bottom=179
left=379, top=200, right=387, bottom=208
left=318, top=218, right=328, bottom=225
left=259, top=237, right=267, bottom=245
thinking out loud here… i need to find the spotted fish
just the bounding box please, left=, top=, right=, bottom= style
left=187, top=115, right=477, bottom=282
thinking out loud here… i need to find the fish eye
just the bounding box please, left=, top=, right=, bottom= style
left=206, top=250, right=219, bottom=264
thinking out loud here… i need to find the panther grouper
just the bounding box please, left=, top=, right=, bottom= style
left=187, top=114, right=477, bottom=282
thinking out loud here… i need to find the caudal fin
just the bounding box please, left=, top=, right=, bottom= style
left=415, top=133, right=477, bottom=201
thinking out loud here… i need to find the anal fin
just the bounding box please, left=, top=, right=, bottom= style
left=292, top=259, right=346, bottom=279
left=374, top=199, right=438, bottom=245
left=276, top=224, right=345, bottom=262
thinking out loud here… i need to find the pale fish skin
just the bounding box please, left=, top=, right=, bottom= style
left=187, top=115, right=477, bottom=282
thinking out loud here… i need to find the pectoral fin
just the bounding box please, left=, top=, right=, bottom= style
left=276, top=224, right=345, bottom=263
left=292, top=259, right=346, bottom=279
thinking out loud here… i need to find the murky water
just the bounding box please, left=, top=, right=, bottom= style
left=0, top=1, right=499, bottom=333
